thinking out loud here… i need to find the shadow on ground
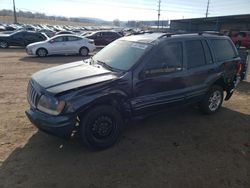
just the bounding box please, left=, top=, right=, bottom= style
left=0, top=107, right=249, bottom=188
left=236, top=81, right=250, bottom=95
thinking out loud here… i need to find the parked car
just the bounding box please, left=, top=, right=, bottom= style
left=38, top=29, right=55, bottom=38
left=26, top=34, right=96, bottom=57
left=85, top=31, right=122, bottom=45
left=231, top=31, right=250, bottom=48
left=238, top=48, right=249, bottom=80
left=56, top=31, right=75, bottom=35
left=0, top=31, right=47, bottom=48
left=26, top=33, right=241, bottom=150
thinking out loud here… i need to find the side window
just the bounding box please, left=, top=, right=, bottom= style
left=67, top=36, right=80, bottom=41
left=237, top=32, right=246, bottom=38
left=12, top=32, right=24, bottom=39
left=37, top=34, right=46, bottom=40
left=53, top=36, right=64, bottom=42
left=24, top=33, right=38, bottom=40
left=144, top=42, right=183, bottom=76
left=95, top=32, right=101, bottom=37
left=203, top=41, right=213, bottom=64
left=211, top=39, right=236, bottom=61
left=186, top=40, right=206, bottom=69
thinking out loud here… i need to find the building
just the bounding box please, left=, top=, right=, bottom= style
left=170, top=14, right=250, bottom=33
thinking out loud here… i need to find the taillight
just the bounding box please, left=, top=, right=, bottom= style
left=88, top=39, right=94, bottom=44
left=236, top=61, right=242, bottom=75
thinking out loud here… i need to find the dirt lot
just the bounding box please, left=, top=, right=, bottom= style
left=0, top=48, right=249, bottom=188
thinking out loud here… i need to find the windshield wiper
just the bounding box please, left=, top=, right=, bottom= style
left=96, top=60, right=119, bottom=72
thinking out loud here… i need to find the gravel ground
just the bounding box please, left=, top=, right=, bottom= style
left=0, top=47, right=249, bottom=188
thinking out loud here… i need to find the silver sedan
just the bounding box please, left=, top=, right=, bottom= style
left=26, top=34, right=96, bottom=57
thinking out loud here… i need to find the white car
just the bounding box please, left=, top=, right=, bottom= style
left=26, top=34, right=96, bottom=57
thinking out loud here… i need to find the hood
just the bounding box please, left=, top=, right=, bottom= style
left=27, top=40, right=48, bottom=47
left=32, top=61, right=119, bottom=94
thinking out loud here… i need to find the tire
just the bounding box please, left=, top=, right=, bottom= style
left=0, top=41, right=8, bottom=48
left=200, top=85, right=224, bottom=114
left=79, top=47, right=89, bottom=56
left=79, top=105, right=123, bottom=150
left=36, top=48, right=48, bottom=57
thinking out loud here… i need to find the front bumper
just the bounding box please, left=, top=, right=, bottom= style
left=26, top=47, right=35, bottom=55
left=25, top=108, right=76, bottom=138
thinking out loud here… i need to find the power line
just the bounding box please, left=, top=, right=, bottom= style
left=157, top=0, right=161, bottom=29
left=205, top=0, right=210, bottom=18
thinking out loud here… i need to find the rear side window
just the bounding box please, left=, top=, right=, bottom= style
left=186, top=40, right=206, bottom=69
left=37, top=34, right=46, bottom=40
left=211, top=39, right=236, bottom=61
left=67, top=36, right=80, bottom=41
left=24, top=33, right=39, bottom=40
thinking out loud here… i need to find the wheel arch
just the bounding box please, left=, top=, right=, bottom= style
left=36, top=47, right=48, bottom=55
left=77, top=92, right=132, bottom=120
left=79, top=46, right=89, bottom=53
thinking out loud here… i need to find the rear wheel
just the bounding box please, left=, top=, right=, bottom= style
left=200, top=85, right=224, bottom=114
left=79, top=105, right=123, bottom=150
left=0, top=41, right=8, bottom=48
left=36, top=48, right=48, bottom=57
left=79, top=47, right=89, bottom=56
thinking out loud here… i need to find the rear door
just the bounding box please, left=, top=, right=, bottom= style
left=64, top=36, right=82, bottom=53
left=183, top=39, right=217, bottom=101
left=23, top=33, right=44, bottom=46
left=10, top=32, right=25, bottom=46
left=132, top=41, right=186, bottom=115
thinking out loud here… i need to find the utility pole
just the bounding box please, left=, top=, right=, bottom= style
left=157, top=0, right=161, bottom=29
left=13, top=0, right=17, bottom=23
left=205, top=0, right=210, bottom=18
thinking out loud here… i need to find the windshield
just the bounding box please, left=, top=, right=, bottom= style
left=93, top=40, right=150, bottom=71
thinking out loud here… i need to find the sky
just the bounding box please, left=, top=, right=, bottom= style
left=1, top=0, right=250, bottom=21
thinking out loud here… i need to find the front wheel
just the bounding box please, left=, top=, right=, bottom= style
left=0, top=41, right=8, bottom=48
left=36, top=48, right=48, bottom=57
left=79, top=105, right=123, bottom=150
left=200, top=85, right=224, bottom=114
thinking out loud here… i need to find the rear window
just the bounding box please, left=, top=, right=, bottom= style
left=211, top=39, right=236, bottom=61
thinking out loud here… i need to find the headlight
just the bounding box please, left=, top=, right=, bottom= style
left=37, top=95, right=65, bottom=115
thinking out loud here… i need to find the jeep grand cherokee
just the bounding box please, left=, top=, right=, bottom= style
left=26, top=33, right=241, bottom=150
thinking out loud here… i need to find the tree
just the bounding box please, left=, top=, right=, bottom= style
left=113, top=19, right=120, bottom=27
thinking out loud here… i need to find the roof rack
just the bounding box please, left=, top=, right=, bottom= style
left=129, top=31, right=164, bottom=36
left=198, top=31, right=224, bottom=36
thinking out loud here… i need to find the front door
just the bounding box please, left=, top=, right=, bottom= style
left=48, top=36, right=68, bottom=54
left=132, top=41, right=187, bottom=115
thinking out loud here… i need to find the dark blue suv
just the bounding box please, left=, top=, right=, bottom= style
left=26, top=33, right=241, bottom=150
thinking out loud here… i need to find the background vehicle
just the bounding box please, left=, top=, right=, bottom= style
left=26, top=33, right=241, bottom=150
left=38, top=29, right=55, bottom=38
left=26, top=34, right=96, bottom=57
left=85, top=31, right=122, bottom=45
left=231, top=31, right=250, bottom=48
left=56, top=31, right=75, bottom=35
left=0, top=31, right=47, bottom=48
